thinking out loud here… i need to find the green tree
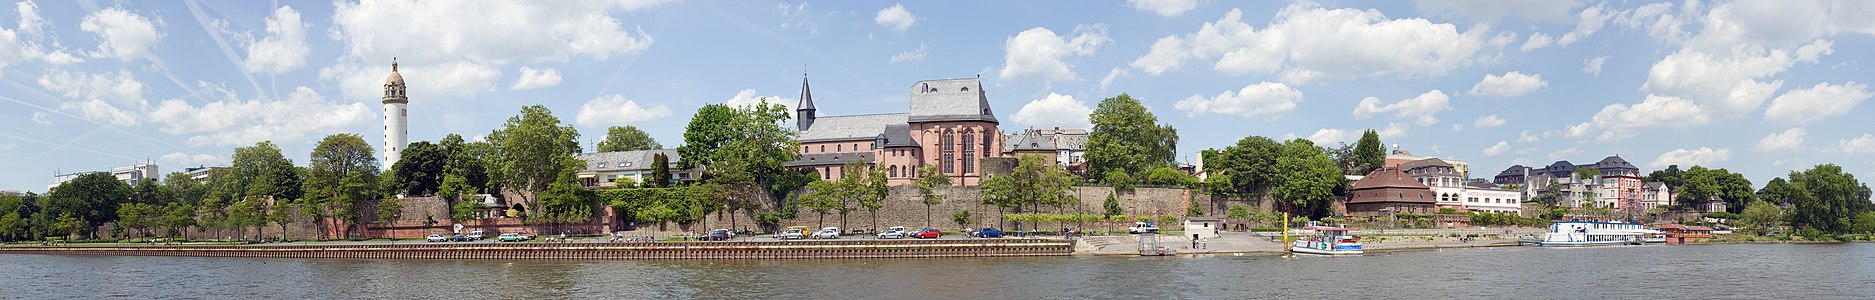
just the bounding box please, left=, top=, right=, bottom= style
left=439, top=133, right=492, bottom=196
left=1785, top=164, right=1869, bottom=234
left=534, top=178, right=599, bottom=233
left=1738, top=200, right=1782, bottom=235
left=375, top=197, right=403, bottom=239
left=914, top=165, right=952, bottom=228
left=452, top=198, right=485, bottom=222
left=1204, top=136, right=1283, bottom=199
left=486, top=105, right=584, bottom=212
left=952, top=210, right=971, bottom=230
left=162, top=203, right=196, bottom=239
left=1268, top=139, right=1346, bottom=217
left=647, top=153, right=673, bottom=188
left=391, top=141, right=447, bottom=196
left=268, top=201, right=295, bottom=241
left=801, top=180, right=844, bottom=228
left=304, top=134, right=380, bottom=239
left=596, top=125, right=662, bottom=152
left=229, top=141, right=302, bottom=202
left=1350, top=129, right=1385, bottom=175
left=676, top=101, right=798, bottom=192
left=1102, top=193, right=1124, bottom=218
left=1105, top=170, right=1135, bottom=193
left=854, top=163, right=889, bottom=232
left=1644, top=165, right=1685, bottom=189
left=163, top=172, right=208, bottom=206
left=1145, top=166, right=1196, bottom=187
left=979, top=155, right=1078, bottom=230
left=1085, top=93, right=1178, bottom=182
left=1758, top=177, right=1800, bottom=206
left=45, top=172, right=131, bottom=239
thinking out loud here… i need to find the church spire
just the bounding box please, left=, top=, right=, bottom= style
left=796, top=73, right=817, bottom=131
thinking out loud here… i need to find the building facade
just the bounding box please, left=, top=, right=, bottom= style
left=573, top=149, right=697, bottom=188
left=1346, top=167, right=1437, bottom=217
left=786, top=76, right=1004, bottom=186
left=1001, top=127, right=1088, bottom=169
left=49, top=163, right=159, bottom=190
left=382, top=58, right=410, bottom=167
left=1492, top=155, right=1643, bottom=211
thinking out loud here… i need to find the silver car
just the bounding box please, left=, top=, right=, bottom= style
left=812, top=227, right=841, bottom=239
left=877, top=226, right=907, bottom=239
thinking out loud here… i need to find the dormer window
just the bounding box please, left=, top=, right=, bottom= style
left=597, top=163, right=606, bottom=168
left=623, top=162, right=633, bottom=167
left=961, top=87, right=969, bottom=91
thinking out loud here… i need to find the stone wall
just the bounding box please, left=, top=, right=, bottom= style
left=679, top=186, right=1202, bottom=232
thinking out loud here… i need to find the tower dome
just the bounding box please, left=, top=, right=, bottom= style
left=383, top=58, right=408, bottom=104
left=382, top=57, right=409, bottom=167
left=385, top=58, right=405, bottom=85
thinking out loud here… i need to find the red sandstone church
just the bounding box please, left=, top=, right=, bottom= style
left=785, top=76, right=1005, bottom=186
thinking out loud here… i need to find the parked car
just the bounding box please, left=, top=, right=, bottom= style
left=877, top=226, right=907, bottom=239
left=426, top=234, right=448, bottom=242
left=466, top=230, right=485, bottom=240
left=779, top=227, right=809, bottom=240
left=497, top=233, right=526, bottom=242
left=976, top=227, right=1006, bottom=238
left=707, top=229, right=733, bottom=241
left=517, top=232, right=538, bottom=240
left=1129, top=222, right=1160, bottom=234
left=812, top=227, right=841, bottom=239
left=449, top=234, right=472, bottom=242
left=912, top=228, right=941, bottom=239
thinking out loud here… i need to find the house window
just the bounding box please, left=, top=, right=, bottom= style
left=820, top=145, right=825, bottom=152
left=962, top=131, right=975, bottom=173
left=838, top=144, right=843, bottom=152
left=598, top=163, right=607, bottom=169
left=941, top=131, right=955, bottom=173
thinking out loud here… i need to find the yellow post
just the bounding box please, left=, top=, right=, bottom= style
left=1281, top=212, right=1290, bottom=252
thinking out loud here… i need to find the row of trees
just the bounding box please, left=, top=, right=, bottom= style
left=1200, top=136, right=1347, bottom=218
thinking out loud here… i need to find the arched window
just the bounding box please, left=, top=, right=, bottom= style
left=940, top=131, right=955, bottom=173
left=962, top=130, right=976, bottom=173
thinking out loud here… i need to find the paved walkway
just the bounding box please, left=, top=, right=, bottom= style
left=1077, top=232, right=1285, bottom=255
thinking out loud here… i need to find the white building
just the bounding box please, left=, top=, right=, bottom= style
left=183, top=166, right=226, bottom=183
left=574, top=149, right=697, bottom=188
left=1462, top=182, right=1524, bottom=215
left=382, top=58, right=410, bottom=168
left=49, top=163, right=159, bottom=190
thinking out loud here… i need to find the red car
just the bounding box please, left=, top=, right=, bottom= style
left=911, top=228, right=941, bottom=239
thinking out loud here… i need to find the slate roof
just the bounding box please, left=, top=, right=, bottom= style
left=784, top=152, right=876, bottom=167
left=878, top=124, right=920, bottom=148
left=796, top=113, right=908, bottom=142
left=1401, top=158, right=1461, bottom=177
left=575, top=149, right=679, bottom=172
left=1001, top=128, right=1088, bottom=152
left=907, top=78, right=997, bottom=123
left=1351, top=167, right=1431, bottom=191
left=1004, top=132, right=1056, bottom=152
left=1590, top=155, right=1638, bottom=170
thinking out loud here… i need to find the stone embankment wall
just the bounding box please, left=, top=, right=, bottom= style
left=683, top=186, right=1201, bottom=232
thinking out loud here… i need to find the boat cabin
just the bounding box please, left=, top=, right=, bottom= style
left=1654, top=224, right=1713, bottom=244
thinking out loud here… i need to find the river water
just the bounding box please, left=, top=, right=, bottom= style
left=2, top=243, right=1871, bottom=299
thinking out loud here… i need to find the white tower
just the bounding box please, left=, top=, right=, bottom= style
left=382, top=58, right=409, bottom=167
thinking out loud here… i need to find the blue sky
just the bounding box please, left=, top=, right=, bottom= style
left=3, top=0, right=1873, bottom=193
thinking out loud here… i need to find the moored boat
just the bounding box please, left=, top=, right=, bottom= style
left=1531, top=220, right=1649, bottom=247
left=1290, top=226, right=1362, bottom=255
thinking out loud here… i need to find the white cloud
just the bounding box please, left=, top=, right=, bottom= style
left=999, top=24, right=1109, bottom=83
left=81, top=7, right=162, bottom=61
left=320, top=60, right=502, bottom=102
left=1520, top=32, right=1553, bottom=51
left=511, top=67, right=563, bottom=90
left=1827, top=134, right=1875, bottom=155
left=1563, top=95, right=1710, bottom=142
left=1764, top=81, right=1870, bottom=126
left=147, top=86, right=373, bottom=147
left=36, top=69, right=145, bottom=107
left=874, top=3, right=917, bottom=31
left=1174, top=81, right=1302, bottom=120
left=1583, top=56, right=1608, bottom=76
left=160, top=152, right=224, bottom=166
left=1415, top=0, right=1580, bottom=23
left=1548, top=147, right=1582, bottom=160
left=1556, top=3, right=1615, bottom=47
left=1473, top=114, right=1507, bottom=128
left=1518, top=130, right=1539, bottom=143
left=1451, top=123, right=1464, bottom=132
left=1649, top=147, right=1732, bottom=168
left=890, top=43, right=928, bottom=64
left=323, top=0, right=659, bottom=100
left=30, top=111, right=52, bottom=126
left=1377, top=122, right=1410, bottom=139
left=1352, top=90, right=1450, bottom=126
left=15, top=1, right=43, bottom=36
left=1130, top=5, right=1490, bottom=84
left=1642, top=42, right=1827, bottom=118
left=1468, top=71, right=1547, bottom=98
left=1754, top=127, right=1806, bottom=152
left=576, top=94, right=671, bottom=128
left=1128, top=0, right=1201, bottom=17
left=1010, top=93, right=1094, bottom=129
left=1308, top=128, right=1353, bottom=146
left=1098, top=67, right=1128, bottom=91
left=725, top=88, right=795, bottom=111
left=1482, top=140, right=1511, bottom=157
left=242, top=6, right=309, bottom=74
left=60, top=98, right=139, bottom=126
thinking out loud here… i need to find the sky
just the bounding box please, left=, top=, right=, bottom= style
left=2, top=0, right=1874, bottom=193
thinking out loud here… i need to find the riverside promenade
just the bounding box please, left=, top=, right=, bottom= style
left=0, top=238, right=1074, bottom=259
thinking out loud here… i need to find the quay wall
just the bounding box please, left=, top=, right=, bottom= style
left=0, top=239, right=1074, bottom=259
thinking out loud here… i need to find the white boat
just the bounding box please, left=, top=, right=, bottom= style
left=1290, top=226, right=1363, bottom=255
left=1530, top=220, right=1653, bottom=247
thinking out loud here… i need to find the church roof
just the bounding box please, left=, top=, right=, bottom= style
left=908, top=78, right=997, bottom=123
left=798, top=76, right=815, bottom=111
left=797, top=113, right=908, bottom=142
left=784, top=152, right=876, bottom=167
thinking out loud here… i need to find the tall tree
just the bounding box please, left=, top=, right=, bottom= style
left=392, top=141, right=447, bottom=196
left=855, top=163, right=889, bottom=232
left=596, top=125, right=662, bottom=152
left=648, top=153, right=672, bottom=188
left=1204, top=136, right=1283, bottom=199
left=1085, top=93, right=1179, bottom=182
left=1785, top=164, right=1870, bottom=234
left=534, top=177, right=599, bottom=233
left=486, top=105, right=584, bottom=210
left=1350, top=129, right=1385, bottom=175
left=375, top=197, right=404, bottom=238
left=304, top=134, right=380, bottom=239
left=229, top=141, right=302, bottom=202
left=1269, top=139, right=1346, bottom=217
left=45, top=173, right=131, bottom=239
left=439, top=133, right=492, bottom=195
left=676, top=100, right=798, bottom=216
left=914, top=165, right=952, bottom=228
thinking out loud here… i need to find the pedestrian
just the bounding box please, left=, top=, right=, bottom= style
left=1191, top=234, right=1199, bottom=249
left=1201, top=237, right=1209, bottom=249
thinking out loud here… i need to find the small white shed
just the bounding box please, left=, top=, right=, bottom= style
left=1183, top=217, right=1223, bottom=239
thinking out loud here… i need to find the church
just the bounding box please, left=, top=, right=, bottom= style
left=785, top=76, right=1005, bottom=186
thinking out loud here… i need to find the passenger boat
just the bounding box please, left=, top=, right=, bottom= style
left=1530, top=220, right=1651, bottom=247
left=1290, top=226, right=1362, bottom=255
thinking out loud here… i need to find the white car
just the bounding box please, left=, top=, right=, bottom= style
left=426, top=234, right=448, bottom=242
left=1129, top=222, right=1160, bottom=234
left=812, top=227, right=841, bottom=239
left=877, top=226, right=907, bottom=239
left=466, top=230, right=485, bottom=240
left=779, top=227, right=808, bottom=240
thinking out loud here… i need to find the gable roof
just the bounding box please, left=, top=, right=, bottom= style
left=1351, top=167, right=1431, bottom=191
left=783, top=152, right=876, bottom=167
left=796, top=113, right=908, bottom=142
left=576, top=149, right=679, bottom=172
left=878, top=123, right=920, bottom=148
left=908, top=78, right=997, bottom=123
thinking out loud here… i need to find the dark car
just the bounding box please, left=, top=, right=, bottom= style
left=975, top=228, right=1006, bottom=238
left=449, top=234, right=472, bottom=242
left=706, top=229, right=733, bottom=241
